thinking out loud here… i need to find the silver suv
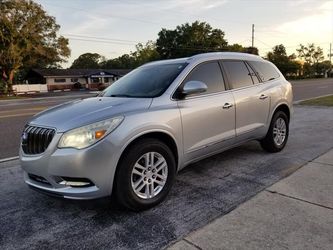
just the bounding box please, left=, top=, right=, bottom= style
left=20, top=52, right=293, bottom=210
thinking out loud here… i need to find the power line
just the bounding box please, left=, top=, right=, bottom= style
left=67, top=37, right=137, bottom=46
left=258, top=42, right=332, bottom=50
left=63, top=32, right=332, bottom=55
left=63, top=34, right=142, bottom=44
left=65, top=37, right=233, bottom=52
left=255, top=38, right=272, bottom=48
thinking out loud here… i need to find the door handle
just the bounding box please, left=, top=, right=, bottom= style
left=222, top=103, right=233, bottom=109
left=259, top=94, right=268, bottom=100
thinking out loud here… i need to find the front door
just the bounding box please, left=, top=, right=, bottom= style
left=176, top=61, right=236, bottom=162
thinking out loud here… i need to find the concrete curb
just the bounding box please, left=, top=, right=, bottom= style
left=0, top=156, right=19, bottom=163
left=293, top=93, right=333, bottom=104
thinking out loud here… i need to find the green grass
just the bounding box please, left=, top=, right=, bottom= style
left=299, top=95, right=333, bottom=106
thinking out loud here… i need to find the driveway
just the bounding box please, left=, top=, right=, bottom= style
left=1, top=105, right=332, bottom=249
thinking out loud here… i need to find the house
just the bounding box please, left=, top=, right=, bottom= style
left=25, top=68, right=131, bottom=91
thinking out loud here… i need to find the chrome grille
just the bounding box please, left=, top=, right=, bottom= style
left=22, top=125, right=55, bottom=154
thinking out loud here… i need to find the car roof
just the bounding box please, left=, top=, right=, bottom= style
left=190, top=52, right=264, bottom=62
left=143, top=52, right=265, bottom=67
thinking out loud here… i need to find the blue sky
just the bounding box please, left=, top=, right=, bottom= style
left=35, top=0, right=333, bottom=68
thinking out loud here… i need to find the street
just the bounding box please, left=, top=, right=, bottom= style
left=0, top=105, right=332, bottom=249
left=0, top=93, right=96, bottom=159
left=290, top=78, right=333, bottom=101
left=0, top=78, right=332, bottom=159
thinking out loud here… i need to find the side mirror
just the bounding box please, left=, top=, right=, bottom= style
left=181, top=81, right=208, bottom=96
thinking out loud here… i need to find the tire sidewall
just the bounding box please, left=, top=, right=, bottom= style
left=115, top=139, right=176, bottom=210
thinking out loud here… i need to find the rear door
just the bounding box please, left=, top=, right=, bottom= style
left=221, top=60, right=270, bottom=138
left=176, top=61, right=235, bottom=161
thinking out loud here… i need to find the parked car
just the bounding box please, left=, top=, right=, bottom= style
left=20, top=52, right=293, bottom=210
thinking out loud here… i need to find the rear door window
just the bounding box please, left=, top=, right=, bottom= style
left=222, top=61, right=254, bottom=89
left=249, top=61, right=280, bottom=82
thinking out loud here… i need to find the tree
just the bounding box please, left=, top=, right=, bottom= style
left=225, top=44, right=259, bottom=55
left=243, top=46, right=259, bottom=55
left=297, top=43, right=324, bottom=65
left=226, top=43, right=244, bottom=52
left=266, top=44, right=301, bottom=77
left=70, top=53, right=105, bottom=69
left=156, top=21, right=228, bottom=59
left=297, top=43, right=325, bottom=76
left=101, top=41, right=160, bottom=69
left=101, top=54, right=136, bottom=69
left=313, top=60, right=332, bottom=76
left=131, top=41, right=160, bottom=67
left=0, top=0, right=70, bottom=93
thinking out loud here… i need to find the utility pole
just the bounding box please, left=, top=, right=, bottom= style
left=329, top=43, right=332, bottom=64
left=251, top=24, right=254, bottom=47
left=328, top=43, right=332, bottom=77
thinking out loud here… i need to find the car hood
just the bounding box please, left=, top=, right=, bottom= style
left=29, top=97, right=152, bottom=132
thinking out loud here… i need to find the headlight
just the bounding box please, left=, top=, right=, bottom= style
left=58, top=116, right=124, bottom=149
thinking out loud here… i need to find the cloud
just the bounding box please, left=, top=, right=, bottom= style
left=276, top=1, right=333, bottom=39
left=127, top=0, right=229, bottom=14
left=204, top=1, right=229, bottom=9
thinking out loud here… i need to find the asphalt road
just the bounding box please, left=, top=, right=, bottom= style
left=290, top=78, right=333, bottom=101
left=0, top=106, right=332, bottom=249
left=0, top=78, right=332, bottom=159
left=0, top=93, right=96, bottom=159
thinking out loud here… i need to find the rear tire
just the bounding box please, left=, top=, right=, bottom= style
left=260, top=111, right=289, bottom=153
left=114, top=138, right=176, bottom=211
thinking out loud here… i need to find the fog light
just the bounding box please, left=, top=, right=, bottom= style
left=58, top=177, right=94, bottom=188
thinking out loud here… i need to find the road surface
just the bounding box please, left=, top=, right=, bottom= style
left=290, top=78, right=333, bottom=101
left=0, top=78, right=332, bottom=159
left=0, top=93, right=96, bottom=159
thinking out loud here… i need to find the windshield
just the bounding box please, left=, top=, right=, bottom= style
left=100, top=62, right=188, bottom=98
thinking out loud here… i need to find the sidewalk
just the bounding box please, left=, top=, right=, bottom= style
left=168, top=149, right=333, bottom=250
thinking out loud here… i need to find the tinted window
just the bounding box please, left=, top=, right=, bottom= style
left=54, top=78, right=66, bottom=83
left=184, top=61, right=225, bottom=95
left=101, top=63, right=187, bottom=98
left=246, top=62, right=260, bottom=84
left=249, top=61, right=280, bottom=82
left=222, top=61, right=253, bottom=89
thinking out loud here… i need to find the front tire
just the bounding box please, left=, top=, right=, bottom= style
left=114, top=138, right=176, bottom=211
left=260, top=111, right=289, bottom=153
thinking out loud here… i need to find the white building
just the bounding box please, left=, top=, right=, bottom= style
left=26, top=68, right=131, bottom=91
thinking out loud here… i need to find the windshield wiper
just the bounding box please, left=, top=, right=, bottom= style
left=109, top=94, right=135, bottom=98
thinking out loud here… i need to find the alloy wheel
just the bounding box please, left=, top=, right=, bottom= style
left=273, top=117, right=287, bottom=146
left=131, top=152, right=168, bottom=199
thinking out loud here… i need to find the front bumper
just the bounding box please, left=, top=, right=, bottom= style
left=20, top=133, right=120, bottom=200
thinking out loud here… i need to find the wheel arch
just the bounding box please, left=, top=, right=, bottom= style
left=272, top=103, right=291, bottom=123
left=117, top=130, right=180, bottom=171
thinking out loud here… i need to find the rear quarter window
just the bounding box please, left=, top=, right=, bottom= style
left=249, top=61, right=280, bottom=82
